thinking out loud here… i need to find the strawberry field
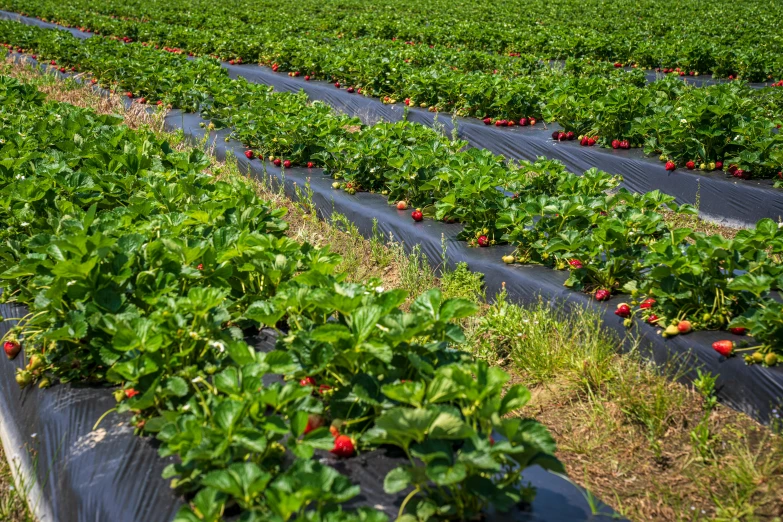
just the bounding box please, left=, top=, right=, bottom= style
left=0, top=2, right=782, bottom=521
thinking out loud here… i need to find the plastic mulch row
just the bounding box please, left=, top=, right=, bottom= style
left=0, top=301, right=621, bottom=522
left=0, top=9, right=781, bottom=228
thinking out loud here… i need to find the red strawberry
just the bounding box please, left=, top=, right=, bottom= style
left=125, top=388, right=140, bottom=398
left=318, top=384, right=332, bottom=394
left=594, top=289, right=610, bottom=301
left=734, top=169, right=746, bottom=179
left=615, top=303, right=631, bottom=317
left=647, top=314, right=659, bottom=325
left=477, top=235, right=489, bottom=247
left=569, top=259, right=583, bottom=269
left=728, top=164, right=738, bottom=175
left=244, top=150, right=254, bottom=159
left=3, top=340, right=21, bottom=359
left=197, top=263, right=204, bottom=271
left=483, top=117, right=492, bottom=125
left=303, top=414, right=324, bottom=435
left=557, top=132, right=567, bottom=141
left=346, top=87, right=355, bottom=93
left=729, top=327, right=747, bottom=335
left=518, top=118, right=528, bottom=126
left=307, top=162, right=315, bottom=168
left=506, top=120, right=515, bottom=127
left=611, top=139, right=621, bottom=149
left=331, top=435, right=355, bottom=458
left=665, top=161, right=676, bottom=171
left=304, top=75, right=310, bottom=81
left=686, top=160, right=695, bottom=170
left=411, top=209, right=423, bottom=222
left=677, top=320, right=692, bottom=334
left=587, top=137, right=596, bottom=146
left=334, top=82, right=341, bottom=88
left=157, top=100, right=163, bottom=106
left=495, top=120, right=507, bottom=127
left=620, top=140, right=630, bottom=149
left=566, top=131, right=575, bottom=140
left=640, top=298, right=656, bottom=309
left=283, top=159, right=292, bottom=168
left=614, top=62, right=622, bottom=68
left=580, top=137, right=589, bottom=146
left=300, top=376, right=317, bottom=387
left=551, top=131, right=560, bottom=140
left=50, top=60, right=56, bottom=65
left=125, top=91, right=133, bottom=98
left=712, top=340, right=734, bottom=357
left=273, top=158, right=282, bottom=167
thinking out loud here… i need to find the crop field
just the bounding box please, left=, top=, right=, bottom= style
left=0, top=1, right=781, bottom=521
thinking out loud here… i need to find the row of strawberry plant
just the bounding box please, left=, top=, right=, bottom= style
left=2, top=7, right=783, bottom=179
left=3, top=22, right=782, bottom=362
left=0, top=76, right=561, bottom=521
left=4, top=0, right=783, bottom=81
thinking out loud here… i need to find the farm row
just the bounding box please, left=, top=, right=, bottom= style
left=0, top=74, right=563, bottom=521
left=4, top=0, right=783, bottom=81
left=1, top=2, right=783, bottom=177
left=1, top=20, right=782, bottom=361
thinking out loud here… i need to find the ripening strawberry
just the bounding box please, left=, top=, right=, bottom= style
left=477, top=235, right=489, bottom=247
left=615, top=303, right=631, bottom=317
left=245, top=150, right=254, bottom=159
left=396, top=201, right=408, bottom=210
left=197, top=263, right=204, bottom=271
left=303, top=414, right=324, bottom=435
left=611, top=139, right=621, bottom=149
left=331, top=435, right=355, bottom=458
left=677, top=320, right=692, bottom=334
left=665, top=161, right=676, bottom=171
left=506, top=120, right=515, bottom=127
left=712, top=340, right=734, bottom=357
left=594, top=289, right=610, bottom=301
left=329, top=425, right=340, bottom=437
left=686, top=160, right=695, bottom=170
left=528, top=118, right=537, bottom=125
left=411, top=209, right=423, bottom=222
left=300, top=376, right=317, bottom=387
left=3, top=340, right=21, bottom=359
left=125, top=388, right=140, bottom=398
left=283, top=160, right=292, bottom=168
left=569, top=259, right=583, bottom=269
left=729, top=327, right=747, bottom=335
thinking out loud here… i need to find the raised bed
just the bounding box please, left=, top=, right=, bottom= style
left=1, top=9, right=781, bottom=228
left=0, top=301, right=621, bottom=522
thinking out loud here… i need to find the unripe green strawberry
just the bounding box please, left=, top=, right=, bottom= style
left=764, top=353, right=778, bottom=366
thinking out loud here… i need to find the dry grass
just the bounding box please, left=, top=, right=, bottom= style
left=0, top=444, right=35, bottom=522
left=5, top=58, right=783, bottom=522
